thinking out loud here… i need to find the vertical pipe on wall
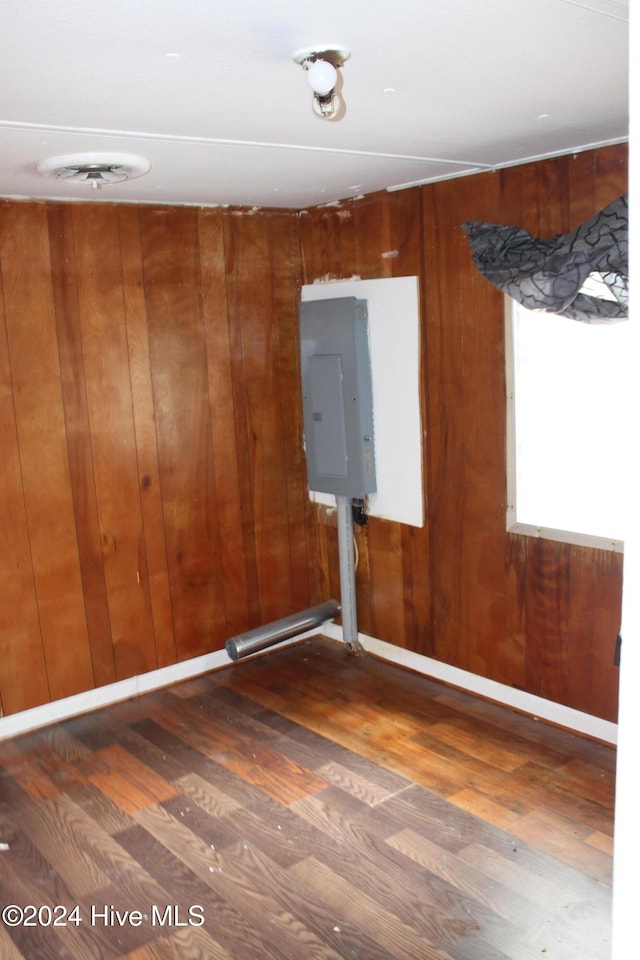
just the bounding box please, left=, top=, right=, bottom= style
left=336, top=495, right=364, bottom=654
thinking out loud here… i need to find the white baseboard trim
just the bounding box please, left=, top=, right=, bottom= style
left=323, top=623, right=618, bottom=745
left=0, top=628, right=320, bottom=742
left=1, top=622, right=618, bottom=746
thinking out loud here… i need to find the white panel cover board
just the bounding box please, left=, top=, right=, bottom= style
left=301, top=276, right=423, bottom=527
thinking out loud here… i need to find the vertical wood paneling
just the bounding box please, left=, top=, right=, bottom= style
left=0, top=198, right=309, bottom=717
left=524, top=540, right=572, bottom=703
left=47, top=204, right=116, bottom=689
left=504, top=535, right=528, bottom=690
left=566, top=545, right=597, bottom=714
left=538, top=155, right=571, bottom=236
left=0, top=229, right=50, bottom=713
left=594, top=146, right=628, bottom=209
left=0, top=144, right=626, bottom=723
left=299, top=203, right=357, bottom=281
left=118, top=206, right=177, bottom=669
left=422, top=182, right=469, bottom=669
left=0, top=203, right=94, bottom=702
left=354, top=192, right=395, bottom=279
left=224, top=212, right=294, bottom=625
left=198, top=208, right=252, bottom=638
left=73, top=205, right=157, bottom=679
left=221, top=213, right=262, bottom=631
left=269, top=211, right=319, bottom=610
left=567, top=150, right=597, bottom=227
left=589, top=549, right=623, bottom=720
left=140, top=207, right=227, bottom=660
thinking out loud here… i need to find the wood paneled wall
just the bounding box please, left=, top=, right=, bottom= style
left=0, top=201, right=318, bottom=717
left=300, top=145, right=626, bottom=723
left=0, top=143, right=626, bottom=723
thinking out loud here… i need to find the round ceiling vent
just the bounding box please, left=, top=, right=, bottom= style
left=36, top=152, right=151, bottom=188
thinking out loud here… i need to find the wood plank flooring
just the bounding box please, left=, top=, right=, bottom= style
left=0, top=636, right=614, bottom=959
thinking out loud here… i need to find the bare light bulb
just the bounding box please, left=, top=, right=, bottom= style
left=306, top=58, right=338, bottom=96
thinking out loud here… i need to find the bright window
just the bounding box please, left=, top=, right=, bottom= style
left=505, top=297, right=630, bottom=552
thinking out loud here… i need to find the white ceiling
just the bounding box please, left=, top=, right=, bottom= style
left=0, top=0, right=629, bottom=210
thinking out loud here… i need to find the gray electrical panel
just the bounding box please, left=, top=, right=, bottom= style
left=300, top=296, right=376, bottom=498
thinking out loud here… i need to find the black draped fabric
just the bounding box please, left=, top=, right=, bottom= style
left=461, top=194, right=628, bottom=323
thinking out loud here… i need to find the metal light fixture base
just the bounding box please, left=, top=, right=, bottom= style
left=292, top=45, right=351, bottom=69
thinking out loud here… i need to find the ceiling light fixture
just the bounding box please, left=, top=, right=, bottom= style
left=293, top=45, right=351, bottom=121
left=36, top=152, right=151, bottom=189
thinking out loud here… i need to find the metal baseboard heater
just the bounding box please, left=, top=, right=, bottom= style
left=225, top=295, right=376, bottom=663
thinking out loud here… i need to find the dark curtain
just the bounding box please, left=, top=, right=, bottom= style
left=462, top=194, right=628, bottom=322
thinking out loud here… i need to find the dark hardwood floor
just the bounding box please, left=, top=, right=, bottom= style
left=0, top=636, right=615, bottom=959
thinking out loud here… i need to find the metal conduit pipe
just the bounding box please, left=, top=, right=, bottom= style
left=336, top=495, right=365, bottom=655
left=225, top=599, right=341, bottom=661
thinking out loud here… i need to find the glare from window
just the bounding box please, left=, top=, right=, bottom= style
left=507, top=298, right=630, bottom=549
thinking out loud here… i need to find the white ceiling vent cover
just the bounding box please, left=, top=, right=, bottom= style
left=36, top=152, right=151, bottom=188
